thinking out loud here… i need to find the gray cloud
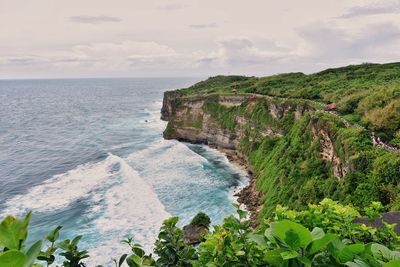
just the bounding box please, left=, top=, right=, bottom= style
left=298, top=22, right=400, bottom=64
left=2, top=56, right=48, bottom=65
left=156, top=3, right=188, bottom=11
left=339, top=3, right=400, bottom=19
left=69, top=15, right=121, bottom=24
left=190, top=23, right=217, bottom=29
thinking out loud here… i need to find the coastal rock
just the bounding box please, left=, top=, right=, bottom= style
left=183, top=224, right=208, bottom=245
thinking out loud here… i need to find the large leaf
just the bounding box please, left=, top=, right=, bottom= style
left=263, top=248, right=285, bottom=266
left=126, top=254, right=142, bottom=267
left=309, top=233, right=337, bottom=254
left=24, top=240, right=42, bottom=267
left=385, top=260, right=400, bottom=267
left=338, top=246, right=356, bottom=263
left=272, top=220, right=312, bottom=249
left=347, top=244, right=365, bottom=255
left=345, top=259, right=370, bottom=267
left=0, top=250, right=27, bottom=267
left=311, top=227, right=325, bottom=241
left=0, top=213, right=31, bottom=250
left=371, top=243, right=392, bottom=261
left=280, top=249, right=299, bottom=260
left=247, top=233, right=268, bottom=246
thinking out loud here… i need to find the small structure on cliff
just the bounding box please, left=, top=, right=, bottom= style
left=326, top=103, right=337, bottom=111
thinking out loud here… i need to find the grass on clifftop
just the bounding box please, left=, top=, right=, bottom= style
left=175, top=62, right=400, bottom=144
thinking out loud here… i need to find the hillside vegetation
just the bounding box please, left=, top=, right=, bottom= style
left=163, top=62, right=400, bottom=218
left=178, top=62, right=400, bottom=144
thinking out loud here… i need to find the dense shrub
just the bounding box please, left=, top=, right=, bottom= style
left=190, top=212, right=211, bottom=228
left=2, top=199, right=400, bottom=266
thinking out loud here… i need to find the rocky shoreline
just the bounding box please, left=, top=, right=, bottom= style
left=212, top=147, right=263, bottom=227
left=160, top=92, right=265, bottom=226
left=186, top=143, right=263, bottom=227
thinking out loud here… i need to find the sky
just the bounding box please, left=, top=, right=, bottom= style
left=0, top=0, right=400, bottom=79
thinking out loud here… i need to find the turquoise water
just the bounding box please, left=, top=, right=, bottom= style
left=0, top=78, right=248, bottom=265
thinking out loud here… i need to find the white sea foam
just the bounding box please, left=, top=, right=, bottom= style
left=1, top=153, right=170, bottom=266
left=84, top=154, right=170, bottom=266
left=1, top=155, right=119, bottom=216
left=126, top=139, right=209, bottom=186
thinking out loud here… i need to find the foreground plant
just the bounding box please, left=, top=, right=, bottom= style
left=2, top=198, right=400, bottom=266
left=0, top=212, right=42, bottom=267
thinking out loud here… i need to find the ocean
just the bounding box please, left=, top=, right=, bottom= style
left=0, top=78, right=248, bottom=265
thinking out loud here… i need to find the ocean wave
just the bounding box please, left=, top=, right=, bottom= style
left=83, top=154, right=170, bottom=265
left=1, top=154, right=119, bottom=216
left=0, top=153, right=170, bottom=265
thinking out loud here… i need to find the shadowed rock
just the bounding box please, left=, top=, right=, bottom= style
left=183, top=224, right=208, bottom=245
left=353, top=212, right=400, bottom=232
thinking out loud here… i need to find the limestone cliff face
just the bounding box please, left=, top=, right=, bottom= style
left=161, top=93, right=307, bottom=152
left=161, top=91, right=356, bottom=180
left=311, top=123, right=349, bottom=180
left=162, top=93, right=246, bottom=150
left=161, top=91, right=358, bottom=219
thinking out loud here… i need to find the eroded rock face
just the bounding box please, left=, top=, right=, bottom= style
left=312, top=124, right=348, bottom=180
left=161, top=93, right=288, bottom=150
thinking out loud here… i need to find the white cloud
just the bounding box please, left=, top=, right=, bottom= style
left=1, top=0, right=400, bottom=78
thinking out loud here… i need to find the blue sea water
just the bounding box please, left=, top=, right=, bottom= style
left=0, top=78, right=248, bottom=265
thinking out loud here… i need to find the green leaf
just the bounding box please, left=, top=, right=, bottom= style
left=126, top=254, right=142, bottom=266
left=263, top=248, right=285, bottom=266
left=0, top=213, right=31, bottom=250
left=385, top=260, right=400, bottom=267
left=264, top=228, right=275, bottom=242
left=338, top=246, right=356, bottom=263
left=71, top=235, right=82, bottom=247
left=118, top=254, right=128, bottom=267
left=235, top=250, right=245, bottom=256
left=46, top=226, right=62, bottom=243
left=298, top=256, right=312, bottom=266
left=347, top=244, right=365, bottom=255
left=247, top=233, right=268, bottom=246
left=280, top=249, right=299, bottom=260
left=272, top=220, right=312, bottom=249
left=345, top=259, right=370, bottom=267
left=237, top=209, right=247, bottom=220
left=18, top=212, right=31, bottom=242
left=309, top=233, right=337, bottom=254
left=311, top=227, right=325, bottom=240
left=0, top=250, right=27, bottom=267
left=24, top=240, right=42, bottom=267
left=371, top=243, right=392, bottom=261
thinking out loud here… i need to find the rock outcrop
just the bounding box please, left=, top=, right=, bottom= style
left=183, top=224, right=208, bottom=245
left=312, top=124, right=348, bottom=180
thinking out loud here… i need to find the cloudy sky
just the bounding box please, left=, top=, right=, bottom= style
left=1, top=0, right=400, bottom=79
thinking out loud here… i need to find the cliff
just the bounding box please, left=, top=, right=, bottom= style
left=161, top=64, right=400, bottom=221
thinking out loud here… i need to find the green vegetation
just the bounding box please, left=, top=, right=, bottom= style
left=165, top=62, right=400, bottom=218
left=3, top=62, right=400, bottom=266
left=3, top=200, right=400, bottom=266
left=190, top=212, right=211, bottom=228
left=176, top=62, right=400, bottom=143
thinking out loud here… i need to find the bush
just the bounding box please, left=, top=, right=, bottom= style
left=190, top=212, right=211, bottom=228
left=2, top=199, right=400, bottom=266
